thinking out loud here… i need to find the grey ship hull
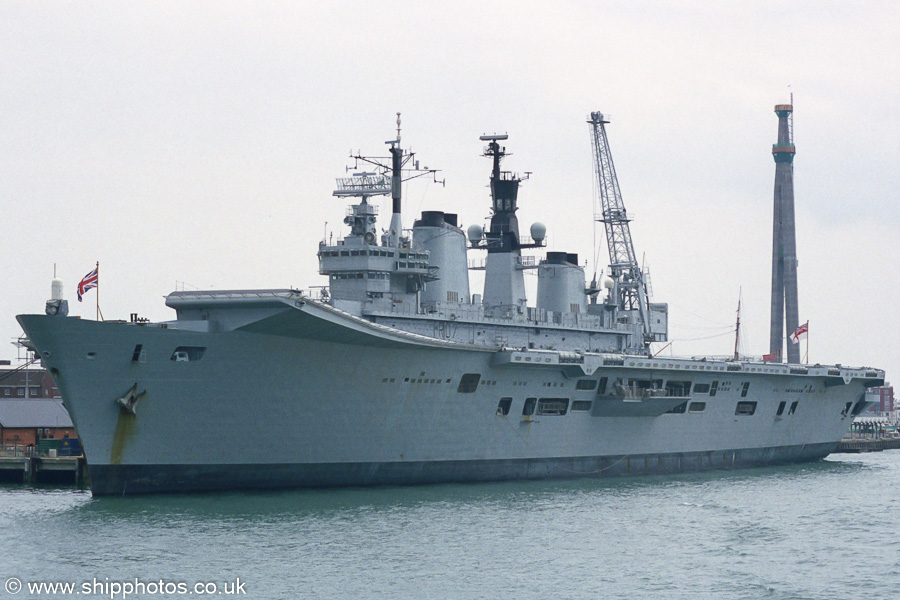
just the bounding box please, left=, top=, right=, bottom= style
left=87, top=444, right=836, bottom=496
left=18, top=295, right=880, bottom=496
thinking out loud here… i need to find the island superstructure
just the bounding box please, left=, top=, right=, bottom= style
left=17, top=110, right=884, bottom=495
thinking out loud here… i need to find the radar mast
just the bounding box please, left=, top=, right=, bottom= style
left=338, top=113, right=444, bottom=248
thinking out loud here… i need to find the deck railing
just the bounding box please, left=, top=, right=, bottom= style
left=0, top=444, right=38, bottom=457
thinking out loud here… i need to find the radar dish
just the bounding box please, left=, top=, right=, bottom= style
left=333, top=174, right=392, bottom=198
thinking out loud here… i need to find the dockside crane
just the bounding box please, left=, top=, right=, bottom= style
left=588, top=111, right=655, bottom=348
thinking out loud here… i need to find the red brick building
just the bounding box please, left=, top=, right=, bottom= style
left=864, top=385, right=895, bottom=416
left=0, top=399, right=76, bottom=447
left=0, top=364, right=61, bottom=399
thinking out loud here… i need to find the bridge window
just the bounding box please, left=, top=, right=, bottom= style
left=576, top=379, right=598, bottom=391
left=693, top=383, right=710, bottom=394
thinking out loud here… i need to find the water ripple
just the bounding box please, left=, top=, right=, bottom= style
left=2, top=452, right=900, bottom=599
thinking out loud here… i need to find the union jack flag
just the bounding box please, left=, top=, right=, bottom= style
left=77, top=267, right=98, bottom=302
left=790, top=321, right=808, bottom=344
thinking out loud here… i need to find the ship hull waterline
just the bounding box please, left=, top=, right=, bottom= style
left=87, top=444, right=836, bottom=496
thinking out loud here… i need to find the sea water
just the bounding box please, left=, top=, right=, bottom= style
left=2, top=452, right=899, bottom=600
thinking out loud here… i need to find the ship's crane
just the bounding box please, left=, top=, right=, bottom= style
left=589, top=111, right=653, bottom=345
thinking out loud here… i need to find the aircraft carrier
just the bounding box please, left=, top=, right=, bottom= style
left=18, top=111, right=884, bottom=495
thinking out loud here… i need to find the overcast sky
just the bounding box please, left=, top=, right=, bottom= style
left=2, top=1, right=897, bottom=382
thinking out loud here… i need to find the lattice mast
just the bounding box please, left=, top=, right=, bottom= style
left=588, top=111, right=652, bottom=342
left=338, top=113, right=444, bottom=247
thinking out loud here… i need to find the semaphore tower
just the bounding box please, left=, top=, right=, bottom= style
left=768, top=101, right=800, bottom=364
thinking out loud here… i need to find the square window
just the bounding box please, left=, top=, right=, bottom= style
left=666, top=402, right=688, bottom=414
left=522, top=398, right=536, bottom=416
left=735, top=401, right=757, bottom=416
left=537, top=398, right=569, bottom=416
left=497, top=398, right=512, bottom=415
left=457, top=373, right=481, bottom=393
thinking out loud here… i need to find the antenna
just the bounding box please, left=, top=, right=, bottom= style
left=734, top=288, right=742, bottom=360
left=789, top=92, right=794, bottom=146
left=334, top=113, right=443, bottom=248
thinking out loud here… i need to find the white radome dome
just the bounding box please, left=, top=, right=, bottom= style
left=51, top=278, right=64, bottom=300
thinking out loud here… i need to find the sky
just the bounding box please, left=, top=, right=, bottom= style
left=1, top=1, right=897, bottom=382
